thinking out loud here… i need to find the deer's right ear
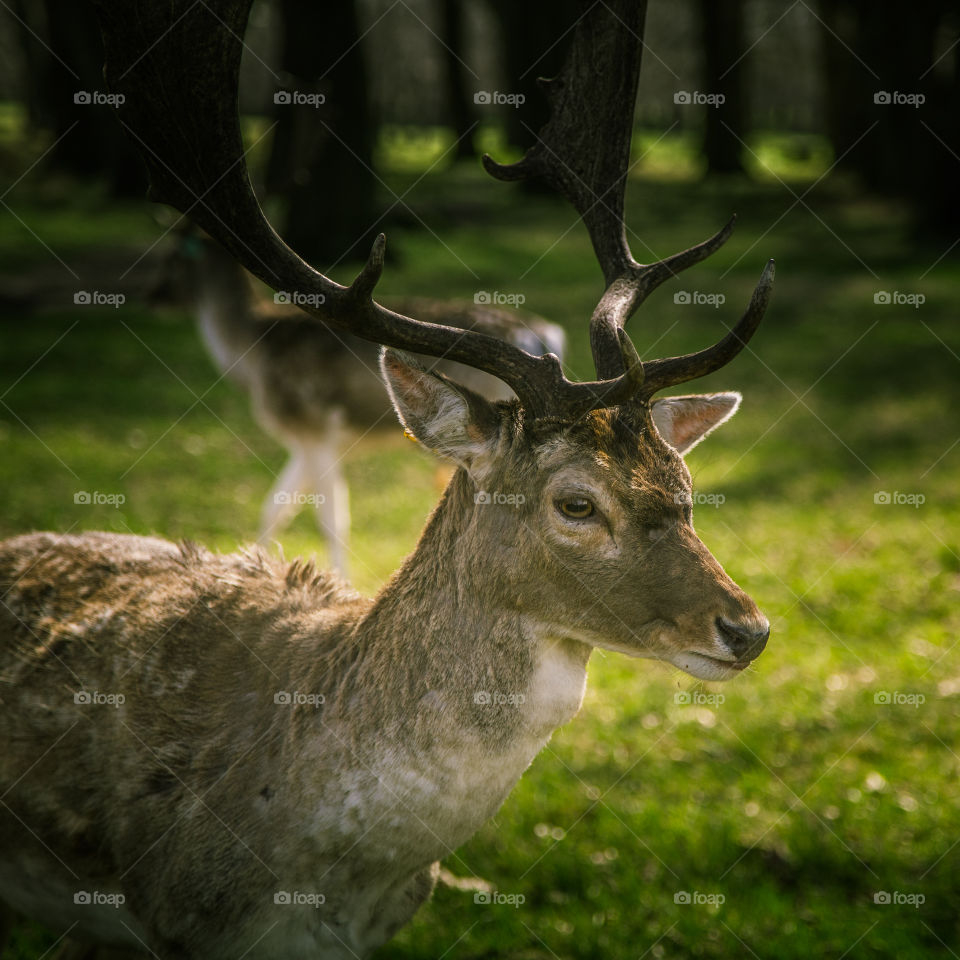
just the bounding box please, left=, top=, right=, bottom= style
left=380, top=349, right=500, bottom=468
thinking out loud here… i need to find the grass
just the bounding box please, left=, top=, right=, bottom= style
left=0, top=128, right=958, bottom=959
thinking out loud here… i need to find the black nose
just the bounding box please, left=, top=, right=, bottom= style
left=716, top=616, right=770, bottom=661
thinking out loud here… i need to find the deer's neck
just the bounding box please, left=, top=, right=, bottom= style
left=352, top=470, right=589, bottom=733
left=297, top=470, right=590, bottom=855
left=195, top=251, right=258, bottom=381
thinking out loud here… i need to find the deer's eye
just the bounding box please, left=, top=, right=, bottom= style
left=557, top=497, right=595, bottom=520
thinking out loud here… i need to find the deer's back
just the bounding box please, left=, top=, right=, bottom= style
left=0, top=530, right=365, bottom=760
left=238, top=297, right=563, bottom=440
left=0, top=529, right=360, bottom=678
left=246, top=308, right=388, bottom=436
left=0, top=532, right=369, bottom=952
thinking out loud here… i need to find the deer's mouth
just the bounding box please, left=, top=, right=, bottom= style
left=672, top=650, right=751, bottom=682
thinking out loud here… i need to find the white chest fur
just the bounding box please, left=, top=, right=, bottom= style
left=523, top=636, right=590, bottom=737
left=335, top=636, right=589, bottom=864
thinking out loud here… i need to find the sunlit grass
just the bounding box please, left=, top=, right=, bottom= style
left=744, top=131, right=834, bottom=182
left=0, top=137, right=958, bottom=959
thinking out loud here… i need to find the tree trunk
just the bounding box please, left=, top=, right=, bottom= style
left=487, top=0, right=579, bottom=154
left=913, top=7, right=960, bottom=238
left=817, top=0, right=958, bottom=239
left=698, top=0, right=747, bottom=174
left=12, top=0, right=44, bottom=127
left=440, top=0, right=476, bottom=160
left=33, top=0, right=145, bottom=195
left=267, top=0, right=379, bottom=265
left=817, top=0, right=867, bottom=178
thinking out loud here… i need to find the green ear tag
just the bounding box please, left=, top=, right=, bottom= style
left=182, top=235, right=204, bottom=260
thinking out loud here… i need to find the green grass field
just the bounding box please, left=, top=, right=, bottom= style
left=1, top=130, right=958, bottom=958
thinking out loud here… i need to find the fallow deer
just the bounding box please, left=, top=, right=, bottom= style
left=0, top=0, right=774, bottom=956
left=158, top=233, right=564, bottom=574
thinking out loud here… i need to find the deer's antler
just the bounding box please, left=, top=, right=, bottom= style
left=91, top=0, right=770, bottom=419
left=483, top=0, right=774, bottom=391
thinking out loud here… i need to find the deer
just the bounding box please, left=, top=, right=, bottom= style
left=0, top=0, right=775, bottom=957
left=155, top=230, right=565, bottom=575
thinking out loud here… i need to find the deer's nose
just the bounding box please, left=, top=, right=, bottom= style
left=716, top=616, right=770, bottom=661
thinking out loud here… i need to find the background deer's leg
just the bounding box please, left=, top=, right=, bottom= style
left=258, top=446, right=306, bottom=545
left=305, top=411, right=350, bottom=577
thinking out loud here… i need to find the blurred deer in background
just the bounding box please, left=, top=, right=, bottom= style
left=154, top=233, right=565, bottom=575
left=0, top=0, right=774, bottom=957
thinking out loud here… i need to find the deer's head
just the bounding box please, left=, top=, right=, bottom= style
left=382, top=348, right=769, bottom=681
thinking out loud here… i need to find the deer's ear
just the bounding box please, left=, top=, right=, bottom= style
left=380, top=349, right=500, bottom=467
left=651, top=393, right=741, bottom=455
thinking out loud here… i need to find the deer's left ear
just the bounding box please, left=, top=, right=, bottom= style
left=380, top=348, right=501, bottom=469
left=651, top=393, right=741, bottom=455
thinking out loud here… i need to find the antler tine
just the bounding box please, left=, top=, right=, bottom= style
left=90, top=0, right=648, bottom=421
left=640, top=259, right=775, bottom=396
left=484, top=1, right=770, bottom=389
left=586, top=216, right=737, bottom=379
